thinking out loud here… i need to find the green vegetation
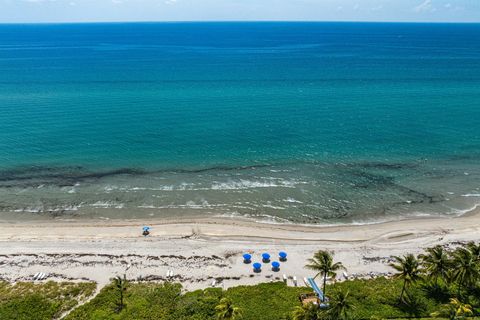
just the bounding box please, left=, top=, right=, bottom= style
left=389, top=253, right=422, bottom=303
left=419, top=245, right=450, bottom=286
left=0, top=281, right=96, bottom=320
left=65, top=281, right=306, bottom=320
left=113, top=275, right=128, bottom=313
left=431, top=298, right=474, bottom=319
left=64, top=276, right=479, bottom=319
left=215, top=297, right=242, bottom=319
left=297, top=241, right=480, bottom=320
left=324, top=289, right=354, bottom=320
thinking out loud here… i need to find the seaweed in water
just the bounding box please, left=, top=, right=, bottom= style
left=0, top=163, right=273, bottom=188
left=349, top=161, right=420, bottom=170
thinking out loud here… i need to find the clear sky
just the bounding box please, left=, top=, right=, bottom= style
left=0, top=0, right=479, bottom=23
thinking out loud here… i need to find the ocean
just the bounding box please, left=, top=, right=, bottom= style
left=0, top=22, right=479, bottom=223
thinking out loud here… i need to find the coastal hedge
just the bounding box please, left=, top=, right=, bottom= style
left=2, top=278, right=478, bottom=319
left=0, top=281, right=96, bottom=320
left=65, top=281, right=306, bottom=320
left=224, top=282, right=306, bottom=319
left=64, top=277, right=480, bottom=320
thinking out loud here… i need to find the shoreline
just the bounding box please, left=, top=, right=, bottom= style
left=2, top=196, right=479, bottom=227
left=1, top=203, right=479, bottom=236
left=0, top=208, right=479, bottom=290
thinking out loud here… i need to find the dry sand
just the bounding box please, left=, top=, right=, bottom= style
left=0, top=208, right=479, bottom=290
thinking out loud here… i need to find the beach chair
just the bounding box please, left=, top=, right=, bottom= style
left=37, top=272, right=48, bottom=281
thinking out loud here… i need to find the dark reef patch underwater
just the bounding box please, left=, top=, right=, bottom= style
left=0, top=158, right=478, bottom=223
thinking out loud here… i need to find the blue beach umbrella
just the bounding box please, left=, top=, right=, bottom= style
left=243, top=253, right=252, bottom=264
left=262, top=253, right=271, bottom=262
left=253, top=262, right=262, bottom=272
left=142, top=226, right=150, bottom=236
left=271, top=261, right=280, bottom=271
left=279, top=251, right=287, bottom=261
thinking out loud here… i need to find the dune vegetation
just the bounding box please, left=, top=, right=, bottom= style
left=0, top=281, right=96, bottom=320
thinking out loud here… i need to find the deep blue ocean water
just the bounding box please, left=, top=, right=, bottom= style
left=0, top=22, right=479, bottom=223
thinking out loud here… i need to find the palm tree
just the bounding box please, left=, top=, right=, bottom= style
left=291, top=303, right=320, bottom=320
left=389, top=254, right=422, bottom=303
left=305, top=250, right=345, bottom=302
left=419, top=245, right=451, bottom=285
left=466, top=241, right=480, bottom=263
left=326, top=290, right=354, bottom=320
left=451, top=247, right=480, bottom=294
left=215, top=298, right=243, bottom=320
left=113, top=274, right=128, bottom=312
left=431, top=297, right=473, bottom=319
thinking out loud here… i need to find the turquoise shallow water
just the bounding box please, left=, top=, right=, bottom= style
left=0, top=22, right=479, bottom=223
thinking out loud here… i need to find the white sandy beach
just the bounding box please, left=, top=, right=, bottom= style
left=0, top=208, right=479, bottom=291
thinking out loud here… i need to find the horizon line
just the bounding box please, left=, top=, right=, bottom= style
left=1, top=20, right=480, bottom=25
